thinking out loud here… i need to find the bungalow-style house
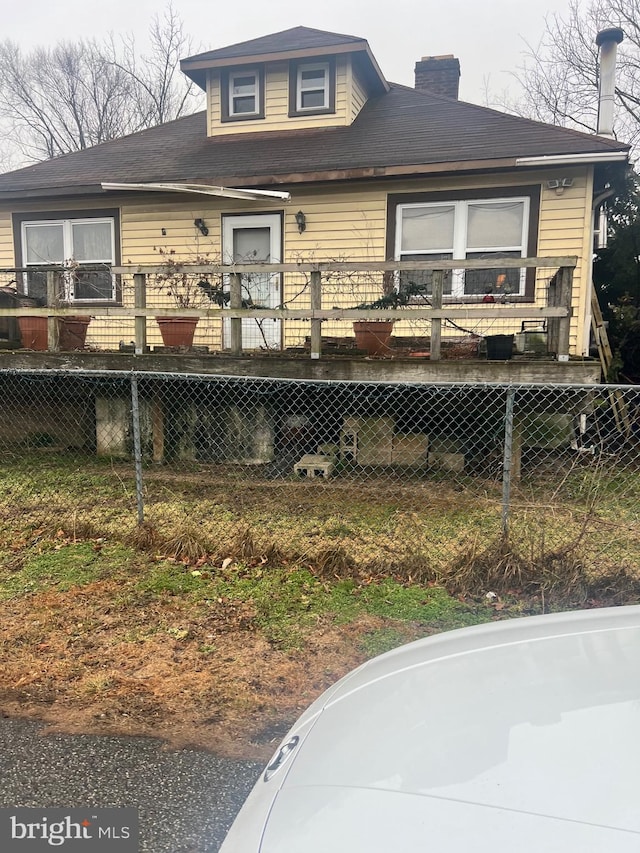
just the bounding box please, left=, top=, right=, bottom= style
left=0, top=25, right=630, bottom=368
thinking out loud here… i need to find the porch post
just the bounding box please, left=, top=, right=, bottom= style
left=46, top=270, right=59, bottom=352
left=229, top=272, right=243, bottom=356
left=430, top=269, right=443, bottom=361
left=310, top=270, right=322, bottom=359
left=133, top=273, right=147, bottom=354
left=547, top=273, right=558, bottom=355
left=557, top=266, right=573, bottom=359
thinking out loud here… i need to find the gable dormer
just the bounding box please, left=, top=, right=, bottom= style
left=180, top=26, right=388, bottom=136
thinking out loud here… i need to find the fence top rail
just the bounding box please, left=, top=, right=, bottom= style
left=104, top=257, right=577, bottom=275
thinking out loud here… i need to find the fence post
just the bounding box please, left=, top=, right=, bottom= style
left=133, top=273, right=147, bottom=355
left=501, top=387, right=516, bottom=537
left=229, top=272, right=242, bottom=356
left=130, top=374, right=145, bottom=525
left=310, top=270, right=322, bottom=359
left=430, top=270, right=443, bottom=361
left=46, top=271, right=60, bottom=352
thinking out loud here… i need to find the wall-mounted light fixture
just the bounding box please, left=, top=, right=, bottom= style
left=295, top=210, right=306, bottom=233
left=546, top=177, right=575, bottom=195
left=194, top=218, right=209, bottom=236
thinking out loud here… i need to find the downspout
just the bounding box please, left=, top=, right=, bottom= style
left=584, top=184, right=616, bottom=355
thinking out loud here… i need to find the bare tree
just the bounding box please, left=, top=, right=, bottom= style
left=106, top=4, right=199, bottom=129
left=490, top=0, right=640, bottom=155
left=0, top=3, right=202, bottom=164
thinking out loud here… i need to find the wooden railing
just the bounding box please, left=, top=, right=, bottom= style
left=0, top=257, right=575, bottom=360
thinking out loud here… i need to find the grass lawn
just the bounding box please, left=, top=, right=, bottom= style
left=1, top=454, right=639, bottom=756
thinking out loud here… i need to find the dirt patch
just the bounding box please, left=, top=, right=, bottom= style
left=0, top=580, right=392, bottom=759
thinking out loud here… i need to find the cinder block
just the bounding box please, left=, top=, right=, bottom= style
left=294, top=454, right=335, bottom=479
left=341, top=416, right=395, bottom=465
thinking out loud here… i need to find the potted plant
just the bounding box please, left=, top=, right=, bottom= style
left=151, top=248, right=224, bottom=348
left=18, top=265, right=92, bottom=351
left=353, top=279, right=429, bottom=356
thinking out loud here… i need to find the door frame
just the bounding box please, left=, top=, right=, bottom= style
left=221, top=212, right=283, bottom=349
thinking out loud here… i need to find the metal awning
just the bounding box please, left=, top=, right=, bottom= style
left=101, top=182, right=291, bottom=202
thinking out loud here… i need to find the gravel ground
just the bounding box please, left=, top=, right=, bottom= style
left=0, top=716, right=263, bottom=852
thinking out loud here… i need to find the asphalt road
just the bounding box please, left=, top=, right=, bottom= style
left=0, top=717, right=263, bottom=852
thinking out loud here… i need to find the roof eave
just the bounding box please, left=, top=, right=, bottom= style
left=181, top=41, right=389, bottom=94
left=0, top=150, right=630, bottom=205
left=0, top=159, right=518, bottom=203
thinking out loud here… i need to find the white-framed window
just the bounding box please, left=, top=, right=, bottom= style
left=228, top=70, right=260, bottom=117
left=22, top=217, right=116, bottom=302
left=296, top=62, right=330, bottom=111
left=395, top=197, right=530, bottom=298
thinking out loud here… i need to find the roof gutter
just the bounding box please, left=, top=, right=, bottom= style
left=515, top=152, right=628, bottom=166
left=100, top=182, right=291, bottom=201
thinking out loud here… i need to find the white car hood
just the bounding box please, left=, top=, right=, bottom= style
left=221, top=608, right=640, bottom=853
left=261, top=785, right=640, bottom=853
left=266, top=608, right=640, bottom=849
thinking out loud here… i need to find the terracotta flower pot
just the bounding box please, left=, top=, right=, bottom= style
left=353, top=321, right=394, bottom=356
left=58, top=316, right=91, bottom=350
left=18, top=316, right=48, bottom=351
left=156, top=317, right=199, bottom=348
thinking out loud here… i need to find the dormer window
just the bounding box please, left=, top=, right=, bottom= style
left=289, top=58, right=335, bottom=116
left=230, top=71, right=258, bottom=115
left=221, top=67, right=265, bottom=122
left=298, top=64, right=329, bottom=110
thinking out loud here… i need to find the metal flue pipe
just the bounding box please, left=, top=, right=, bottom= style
left=595, top=27, right=624, bottom=137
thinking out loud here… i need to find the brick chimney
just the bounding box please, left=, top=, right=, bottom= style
left=414, top=55, right=460, bottom=99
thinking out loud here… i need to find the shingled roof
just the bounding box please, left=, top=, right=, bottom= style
left=180, top=26, right=386, bottom=93
left=182, top=26, right=365, bottom=64
left=0, top=84, right=628, bottom=201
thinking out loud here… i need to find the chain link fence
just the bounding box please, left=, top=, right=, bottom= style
left=1, top=369, right=639, bottom=596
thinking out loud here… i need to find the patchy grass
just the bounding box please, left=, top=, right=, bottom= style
left=0, top=542, right=139, bottom=599
left=1, top=453, right=639, bottom=755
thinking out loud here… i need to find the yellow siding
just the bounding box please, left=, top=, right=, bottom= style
left=0, top=166, right=594, bottom=354
left=281, top=187, right=388, bottom=345
left=119, top=189, right=388, bottom=349
left=121, top=198, right=226, bottom=350
left=207, top=57, right=352, bottom=136
left=537, top=167, right=592, bottom=355
left=351, top=67, right=368, bottom=122
left=0, top=213, right=14, bottom=267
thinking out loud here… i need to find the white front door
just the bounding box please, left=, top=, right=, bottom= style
left=222, top=213, right=282, bottom=350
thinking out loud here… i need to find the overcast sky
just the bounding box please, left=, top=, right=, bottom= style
left=6, top=0, right=574, bottom=103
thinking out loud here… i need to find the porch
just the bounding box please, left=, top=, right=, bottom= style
left=0, top=257, right=600, bottom=384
